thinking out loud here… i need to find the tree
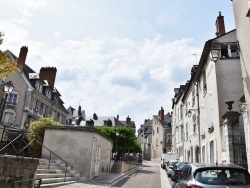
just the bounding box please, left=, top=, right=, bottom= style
left=96, top=126, right=142, bottom=154
left=0, top=32, right=16, bottom=78
left=27, top=117, right=61, bottom=149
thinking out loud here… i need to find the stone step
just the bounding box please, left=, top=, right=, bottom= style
left=37, top=165, right=59, bottom=169
left=36, top=169, right=71, bottom=174
left=40, top=180, right=77, bottom=188
left=36, top=173, right=75, bottom=179
left=41, top=176, right=78, bottom=184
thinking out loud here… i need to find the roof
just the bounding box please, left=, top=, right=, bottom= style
left=6, top=50, right=68, bottom=114
left=181, top=29, right=236, bottom=102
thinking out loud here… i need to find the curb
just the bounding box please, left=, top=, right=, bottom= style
left=109, top=165, right=142, bottom=184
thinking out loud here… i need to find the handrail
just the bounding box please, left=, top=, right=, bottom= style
left=0, top=133, right=22, bottom=153
left=35, top=140, right=69, bottom=182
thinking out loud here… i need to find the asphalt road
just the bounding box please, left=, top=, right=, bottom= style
left=111, top=161, right=162, bottom=188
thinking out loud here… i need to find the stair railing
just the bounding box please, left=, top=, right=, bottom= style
left=35, top=140, right=70, bottom=182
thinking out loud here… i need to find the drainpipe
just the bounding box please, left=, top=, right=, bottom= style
left=90, top=134, right=96, bottom=179
left=195, top=81, right=201, bottom=162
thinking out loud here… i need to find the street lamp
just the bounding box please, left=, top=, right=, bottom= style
left=0, top=81, right=14, bottom=149
left=115, top=130, right=119, bottom=159
left=210, top=43, right=220, bottom=62
left=0, top=81, right=14, bottom=122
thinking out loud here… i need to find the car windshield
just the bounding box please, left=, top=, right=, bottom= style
left=195, top=168, right=250, bottom=186
left=177, top=163, right=186, bottom=169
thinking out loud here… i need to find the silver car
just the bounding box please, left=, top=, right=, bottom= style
left=166, top=160, right=178, bottom=177
left=175, top=163, right=250, bottom=188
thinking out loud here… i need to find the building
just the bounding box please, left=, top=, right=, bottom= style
left=171, top=12, right=247, bottom=168
left=151, top=107, right=172, bottom=159
left=66, top=106, right=136, bottom=129
left=42, top=126, right=113, bottom=180
left=137, top=119, right=152, bottom=160
left=171, top=84, right=188, bottom=161
left=231, top=0, right=250, bottom=171
left=0, top=46, right=68, bottom=130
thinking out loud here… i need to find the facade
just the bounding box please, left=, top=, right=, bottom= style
left=151, top=107, right=172, bottom=159
left=172, top=84, right=188, bottom=162
left=0, top=46, right=68, bottom=130
left=231, top=0, right=250, bottom=171
left=42, top=126, right=113, bottom=180
left=137, top=119, right=152, bottom=160
left=171, top=13, right=247, bottom=168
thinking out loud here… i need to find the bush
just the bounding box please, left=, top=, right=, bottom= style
left=27, top=117, right=61, bottom=148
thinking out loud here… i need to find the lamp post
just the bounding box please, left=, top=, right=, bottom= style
left=0, top=81, right=14, bottom=148
left=115, top=130, right=119, bottom=160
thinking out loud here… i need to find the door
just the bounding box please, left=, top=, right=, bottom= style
left=94, top=147, right=101, bottom=176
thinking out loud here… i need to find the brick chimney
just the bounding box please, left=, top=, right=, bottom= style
left=17, top=46, right=28, bottom=71
left=126, top=116, right=131, bottom=126
left=78, top=105, right=81, bottom=116
left=158, top=107, right=164, bottom=121
left=39, top=67, right=57, bottom=88
left=215, top=11, right=225, bottom=36
left=117, top=114, right=119, bottom=120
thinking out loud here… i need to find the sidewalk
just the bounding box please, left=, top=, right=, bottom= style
left=58, top=165, right=142, bottom=188
left=58, top=161, right=172, bottom=188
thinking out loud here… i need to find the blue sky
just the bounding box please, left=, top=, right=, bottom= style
left=0, top=0, right=235, bottom=129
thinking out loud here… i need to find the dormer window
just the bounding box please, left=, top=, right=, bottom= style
left=35, top=82, right=43, bottom=93
left=46, top=90, right=51, bottom=99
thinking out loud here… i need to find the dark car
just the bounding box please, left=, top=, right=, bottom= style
left=175, top=163, right=250, bottom=188
left=166, top=160, right=179, bottom=177
left=171, top=162, right=187, bottom=181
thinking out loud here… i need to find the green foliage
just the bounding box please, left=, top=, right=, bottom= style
left=96, top=126, right=142, bottom=154
left=0, top=33, right=16, bottom=78
left=27, top=117, right=61, bottom=148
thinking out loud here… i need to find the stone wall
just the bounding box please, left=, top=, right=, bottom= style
left=0, top=155, right=39, bottom=188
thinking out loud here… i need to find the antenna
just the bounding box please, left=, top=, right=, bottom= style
left=192, top=53, right=197, bottom=65
left=78, top=99, right=82, bottom=105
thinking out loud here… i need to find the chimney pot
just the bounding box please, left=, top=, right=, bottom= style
left=17, top=46, right=28, bottom=71
left=215, top=11, right=225, bottom=36
left=39, top=67, right=57, bottom=88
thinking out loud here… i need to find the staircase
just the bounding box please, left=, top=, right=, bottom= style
left=110, top=162, right=122, bottom=174
left=35, top=158, right=79, bottom=187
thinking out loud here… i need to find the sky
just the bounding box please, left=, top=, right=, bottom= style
left=0, top=0, right=236, bottom=130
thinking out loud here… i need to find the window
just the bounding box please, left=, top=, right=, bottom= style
left=220, top=43, right=239, bottom=58
left=167, top=133, right=172, bottom=143
left=35, top=82, right=43, bottom=93
left=33, top=99, right=40, bottom=113
left=6, top=94, right=17, bottom=105
left=207, top=93, right=213, bottom=128
left=157, top=126, right=159, bottom=133
left=46, top=90, right=51, bottom=99
left=193, top=114, right=197, bottom=134
left=156, top=138, right=158, bottom=146
left=3, top=112, right=14, bottom=124
left=186, top=123, right=188, bottom=141
left=202, top=71, right=207, bottom=94
left=210, top=140, right=214, bottom=163
left=192, top=88, right=195, bottom=106
left=180, top=104, right=183, bottom=120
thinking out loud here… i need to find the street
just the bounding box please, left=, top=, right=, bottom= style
left=58, top=160, right=174, bottom=188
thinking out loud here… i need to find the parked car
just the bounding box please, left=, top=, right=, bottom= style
left=166, top=160, right=179, bottom=177
left=171, top=162, right=187, bottom=181
left=175, top=163, right=250, bottom=188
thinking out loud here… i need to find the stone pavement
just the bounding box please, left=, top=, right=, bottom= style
left=58, top=160, right=172, bottom=188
